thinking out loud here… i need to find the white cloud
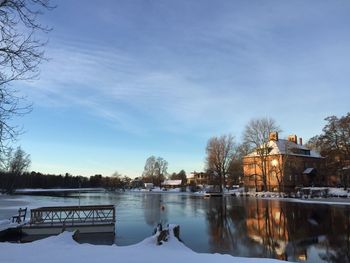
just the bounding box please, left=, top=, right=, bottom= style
left=22, top=1, right=350, bottom=139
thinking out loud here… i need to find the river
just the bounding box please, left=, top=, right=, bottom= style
left=0, top=191, right=349, bottom=263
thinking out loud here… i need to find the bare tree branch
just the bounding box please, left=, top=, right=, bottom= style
left=0, top=0, right=53, bottom=156
left=243, top=117, right=281, bottom=191
left=206, top=134, right=236, bottom=193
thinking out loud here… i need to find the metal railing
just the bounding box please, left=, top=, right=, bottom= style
left=29, top=205, right=115, bottom=226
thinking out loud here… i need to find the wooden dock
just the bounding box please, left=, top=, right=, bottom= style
left=22, top=205, right=115, bottom=236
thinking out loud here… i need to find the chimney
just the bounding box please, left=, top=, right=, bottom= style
left=269, top=132, right=278, bottom=141
left=299, top=137, right=303, bottom=145
left=288, top=135, right=297, bottom=144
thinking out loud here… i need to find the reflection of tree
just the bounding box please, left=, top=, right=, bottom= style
left=205, top=197, right=260, bottom=256
left=206, top=197, right=235, bottom=252
left=142, top=194, right=168, bottom=226
left=204, top=198, right=350, bottom=261
left=246, top=199, right=288, bottom=260
left=318, top=207, right=350, bottom=263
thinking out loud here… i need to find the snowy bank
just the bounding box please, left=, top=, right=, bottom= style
left=0, top=225, right=289, bottom=263
left=0, top=219, right=25, bottom=232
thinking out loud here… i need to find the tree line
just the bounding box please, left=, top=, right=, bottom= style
left=0, top=169, right=133, bottom=193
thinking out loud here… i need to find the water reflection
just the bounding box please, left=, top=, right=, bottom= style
left=1, top=193, right=350, bottom=262
left=142, top=194, right=159, bottom=226
left=204, top=197, right=350, bottom=262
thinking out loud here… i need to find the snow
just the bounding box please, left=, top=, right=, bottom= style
left=328, top=187, right=350, bottom=197
left=246, top=139, right=322, bottom=158
left=241, top=187, right=350, bottom=205
left=161, top=180, right=182, bottom=186
left=186, top=173, right=194, bottom=179
left=0, top=225, right=289, bottom=263
left=290, top=198, right=350, bottom=206
left=0, top=219, right=27, bottom=232
left=130, top=187, right=182, bottom=193
left=0, top=219, right=14, bottom=232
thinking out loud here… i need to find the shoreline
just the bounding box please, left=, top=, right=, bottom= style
left=0, top=226, right=289, bottom=263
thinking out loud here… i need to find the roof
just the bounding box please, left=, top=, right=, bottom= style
left=245, top=139, right=322, bottom=158
left=303, top=168, right=315, bottom=174
left=186, top=174, right=194, bottom=179
left=161, top=180, right=182, bottom=186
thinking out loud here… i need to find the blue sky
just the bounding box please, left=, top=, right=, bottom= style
left=13, top=0, right=350, bottom=178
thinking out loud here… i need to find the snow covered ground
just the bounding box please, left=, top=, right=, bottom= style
left=130, top=187, right=182, bottom=193
left=0, top=219, right=18, bottom=232
left=0, top=225, right=289, bottom=263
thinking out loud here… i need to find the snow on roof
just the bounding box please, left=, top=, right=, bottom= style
left=303, top=168, right=315, bottom=174
left=186, top=174, right=194, bottom=179
left=246, top=139, right=322, bottom=158
left=162, top=180, right=182, bottom=186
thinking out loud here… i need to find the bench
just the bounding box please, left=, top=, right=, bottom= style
left=12, top=207, right=27, bottom=223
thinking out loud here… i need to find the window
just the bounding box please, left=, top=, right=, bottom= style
left=291, top=148, right=311, bottom=156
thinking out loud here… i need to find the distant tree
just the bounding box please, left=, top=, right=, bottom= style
left=169, top=170, right=187, bottom=185
left=89, top=174, right=103, bottom=188
left=2, top=146, right=30, bottom=193
left=131, top=177, right=144, bottom=188
left=226, top=143, right=250, bottom=187
left=0, top=0, right=54, bottom=156
left=305, top=135, right=322, bottom=153
left=206, top=134, right=236, bottom=193
left=142, top=156, right=168, bottom=186
left=8, top=147, right=30, bottom=174
left=110, top=171, right=122, bottom=189
left=313, top=113, right=350, bottom=188
left=121, top=175, right=131, bottom=189
left=143, top=156, right=156, bottom=179
left=177, top=170, right=187, bottom=185
left=243, top=117, right=281, bottom=191
left=169, top=172, right=177, bottom=180
left=104, top=171, right=131, bottom=190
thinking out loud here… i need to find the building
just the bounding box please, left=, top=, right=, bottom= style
left=161, top=179, right=182, bottom=189
left=243, top=132, right=325, bottom=192
left=186, top=171, right=211, bottom=186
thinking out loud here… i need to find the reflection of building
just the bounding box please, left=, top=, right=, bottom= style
left=243, top=132, right=325, bottom=192
left=245, top=200, right=288, bottom=260
left=186, top=171, right=210, bottom=185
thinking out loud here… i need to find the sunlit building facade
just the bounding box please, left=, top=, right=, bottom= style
left=243, top=132, right=325, bottom=192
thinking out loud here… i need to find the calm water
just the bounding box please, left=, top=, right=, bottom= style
left=0, top=192, right=349, bottom=263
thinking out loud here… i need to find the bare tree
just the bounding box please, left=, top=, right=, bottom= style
left=206, top=134, right=236, bottom=193
left=270, top=142, right=292, bottom=193
left=142, top=156, right=168, bottom=186
left=243, top=117, right=281, bottom=191
left=0, top=0, right=53, bottom=156
left=3, top=146, right=30, bottom=193
left=9, top=146, right=30, bottom=172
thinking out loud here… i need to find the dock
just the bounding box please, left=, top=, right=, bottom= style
left=22, top=205, right=116, bottom=236
left=204, top=192, right=224, bottom=197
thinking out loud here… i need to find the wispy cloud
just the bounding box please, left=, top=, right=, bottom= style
left=23, top=37, right=246, bottom=135
left=23, top=0, right=350, bottom=140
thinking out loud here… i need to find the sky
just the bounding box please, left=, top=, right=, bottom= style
left=11, top=0, right=350, bottom=178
